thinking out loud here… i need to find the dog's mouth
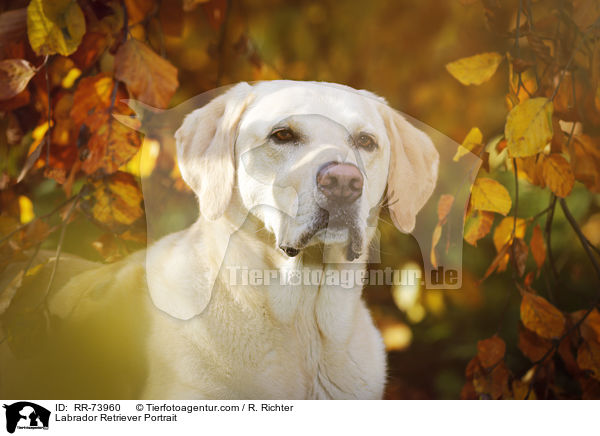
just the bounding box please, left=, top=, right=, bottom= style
left=279, top=207, right=363, bottom=261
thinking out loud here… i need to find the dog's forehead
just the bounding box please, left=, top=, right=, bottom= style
left=241, top=83, right=382, bottom=130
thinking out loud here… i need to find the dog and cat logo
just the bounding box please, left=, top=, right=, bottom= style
left=2, top=402, right=50, bottom=433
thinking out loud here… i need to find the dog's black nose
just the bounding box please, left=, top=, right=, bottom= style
left=316, top=162, right=363, bottom=204
left=280, top=246, right=300, bottom=257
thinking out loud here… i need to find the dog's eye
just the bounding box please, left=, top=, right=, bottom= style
left=356, top=133, right=377, bottom=150
left=270, top=128, right=295, bottom=142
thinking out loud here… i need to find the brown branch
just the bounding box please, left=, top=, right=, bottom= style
left=0, top=194, right=79, bottom=246
left=525, top=298, right=600, bottom=399
left=544, top=194, right=560, bottom=283
left=559, top=198, right=600, bottom=284
left=38, top=191, right=82, bottom=307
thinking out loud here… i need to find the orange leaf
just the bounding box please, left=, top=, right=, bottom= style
left=430, top=223, right=442, bottom=268
left=437, top=194, right=454, bottom=223
left=530, top=224, right=546, bottom=269
left=571, top=135, right=600, bottom=193
left=571, top=309, right=600, bottom=343
left=512, top=237, right=529, bottom=277
left=114, top=39, right=178, bottom=109
left=521, top=292, right=566, bottom=339
left=82, top=172, right=144, bottom=231
left=477, top=336, right=506, bottom=368
left=577, top=340, right=600, bottom=381
left=518, top=323, right=553, bottom=362
left=542, top=154, right=575, bottom=198
left=464, top=210, right=494, bottom=246
left=71, top=74, right=140, bottom=174
left=480, top=241, right=510, bottom=282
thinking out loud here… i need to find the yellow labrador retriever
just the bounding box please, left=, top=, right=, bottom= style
left=0, top=81, right=438, bottom=399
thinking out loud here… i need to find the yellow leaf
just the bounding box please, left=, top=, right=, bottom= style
left=27, top=0, right=86, bottom=56
left=471, top=177, right=512, bottom=215
left=446, top=52, right=504, bottom=85
left=454, top=127, right=483, bottom=161
left=18, top=195, right=34, bottom=224
left=493, top=217, right=526, bottom=252
left=505, top=97, right=554, bottom=157
left=521, top=292, right=566, bottom=340
left=542, top=154, right=575, bottom=198
left=114, top=39, right=179, bottom=109
left=0, top=59, right=37, bottom=100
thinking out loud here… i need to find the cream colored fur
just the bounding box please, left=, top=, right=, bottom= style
left=0, top=81, right=439, bottom=400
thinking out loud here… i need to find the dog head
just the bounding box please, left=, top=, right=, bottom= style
left=176, top=81, right=439, bottom=262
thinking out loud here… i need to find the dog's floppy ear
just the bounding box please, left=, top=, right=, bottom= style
left=379, top=105, right=439, bottom=233
left=175, top=82, right=254, bottom=220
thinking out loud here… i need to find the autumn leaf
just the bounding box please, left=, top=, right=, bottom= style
left=183, top=0, right=211, bottom=12
left=437, top=194, right=454, bottom=223
left=470, top=357, right=510, bottom=399
left=71, top=74, right=140, bottom=174
left=521, top=292, right=566, bottom=340
left=470, top=177, right=512, bottom=215
left=515, top=155, right=545, bottom=186
left=530, top=224, right=546, bottom=269
left=82, top=172, right=144, bottom=231
left=114, top=39, right=179, bottom=109
left=0, top=59, right=37, bottom=100
left=577, top=340, right=600, bottom=381
left=571, top=135, right=600, bottom=193
left=518, top=322, right=553, bottom=362
left=511, top=379, right=536, bottom=400
left=0, top=8, right=27, bottom=44
left=512, top=237, right=529, bottom=277
left=453, top=127, right=483, bottom=161
left=27, top=0, right=86, bottom=56
left=493, top=217, right=526, bottom=252
left=477, top=336, right=506, bottom=368
left=480, top=241, right=510, bottom=282
left=464, top=210, right=494, bottom=246
left=430, top=223, right=442, bottom=268
left=445, top=52, right=503, bottom=86
left=82, top=121, right=141, bottom=175
left=505, top=97, right=554, bottom=158
left=542, top=154, right=575, bottom=198
left=571, top=309, right=600, bottom=343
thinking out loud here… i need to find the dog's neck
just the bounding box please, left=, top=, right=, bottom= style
left=199, top=209, right=368, bottom=345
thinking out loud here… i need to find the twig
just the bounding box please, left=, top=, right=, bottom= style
left=529, top=204, right=553, bottom=222
left=39, top=191, right=81, bottom=305
left=0, top=194, right=79, bottom=245
left=559, top=198, right=600, bottom=284
left=525, top=298, right=600, bottom=399
left=544, top=194, right=560, bottom=283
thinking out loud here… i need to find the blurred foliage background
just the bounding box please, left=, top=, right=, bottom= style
left=1, top=0, right=600, bottom=399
